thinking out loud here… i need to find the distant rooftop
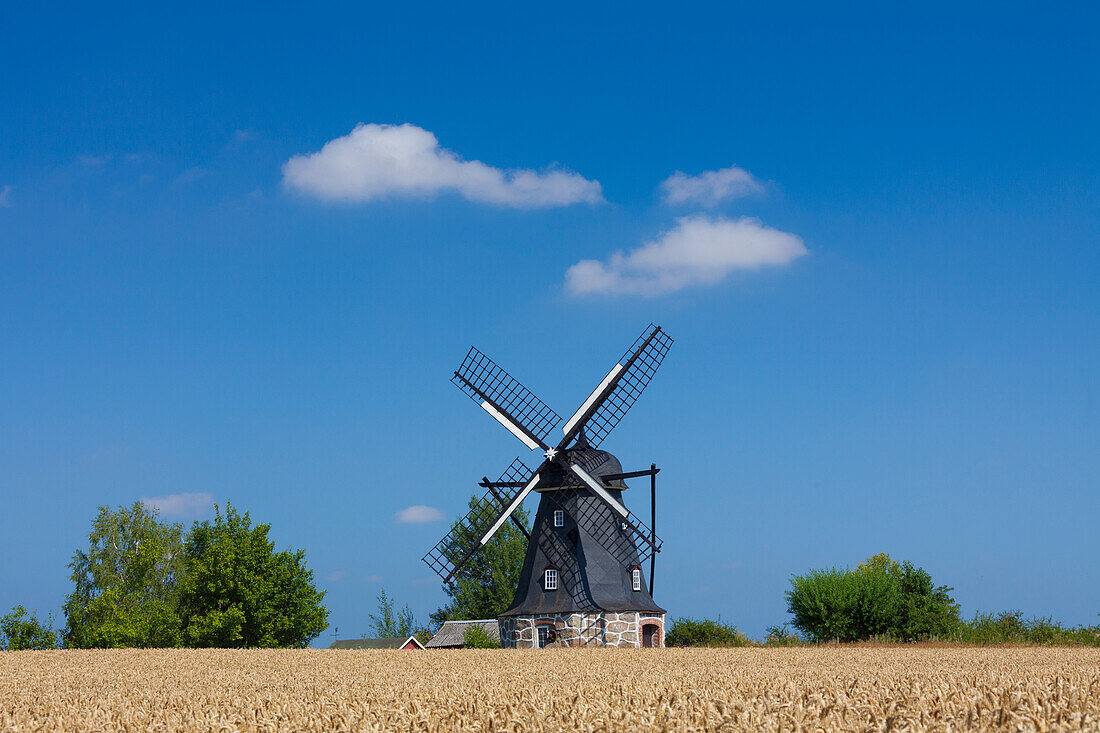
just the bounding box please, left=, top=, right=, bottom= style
left=426, top=619, right=500, bottom=648
left=327, top=636, right=424, bottom=650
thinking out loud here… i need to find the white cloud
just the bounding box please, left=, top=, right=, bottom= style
left=282, top=123, right=603, bottom=208
left=565, top=215, right=806, bottom=297
left=395, top=504, right=445, bottom=523
left=77, top=154, right=112, bottom=167
left=364, top=574, right=383, bottom=583
left=176, top=167, right=210, bottom=184
left=141, top=492, right=214, bottom=519
left=660, top=165, right=764, bottom=206
left=326, top=570, right=347, bottom=583
left=0, top=185, right=12, bottom=207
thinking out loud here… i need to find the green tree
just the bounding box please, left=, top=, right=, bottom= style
left=462, top=624, right=500, bottom=648
left=894, top=562, right=961, bottom=640
left=367, top=588, right=416, bottom=637
left=64, top=502, right=184, bottom=648
left=430, top=494, right=531, bottom=626
left=786, top=554, right=960, bottom=642
left=1, top=606, right=59, bottom=650
left=177, top=503, right=328, bottom=648
left=856, top=552, right=902, bottom=577
left=786, top=567, right=863, bottom=642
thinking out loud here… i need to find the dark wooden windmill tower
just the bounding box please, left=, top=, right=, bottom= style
left=423, top=324, right=673, bottom=648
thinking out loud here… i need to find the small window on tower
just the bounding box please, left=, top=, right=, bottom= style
left=632, top=567, right=642, bottom=591
left=553, top=509, right=564, bottom=527
left=544, top=567, right=558, bottom=591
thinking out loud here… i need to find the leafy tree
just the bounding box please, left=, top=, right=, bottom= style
left=786, top=554, right=960, bottom=642
left=367, top=588, right=417, bottom=637
left=431, top=494, right=530, bottom=626
left=1, top=606, right=59, bottom=650
left=849, top=561, right=902, bottom=639
left=894, top=562, right=961, bottom=640
left=786, top=567, right=863, bottom=642
left=177, top=503, right=328, bottom=648
left=856, top=552, right=901, bottom=577
left=64, top=502, right=184, bottom=648
left=462, top=624, right=500, bottom=648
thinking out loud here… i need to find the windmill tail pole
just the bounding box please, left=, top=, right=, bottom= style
left=650, top=463, right=656, bottom=596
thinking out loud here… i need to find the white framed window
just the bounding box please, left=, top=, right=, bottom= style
left=543, top=567, right=558, bottom=591
left=553, top=509, right=564, bottom=527
left=537, top=625, right=550, bottom=648
left=632, top=567, right=642, bottom=591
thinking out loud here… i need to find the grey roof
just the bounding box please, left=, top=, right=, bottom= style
left=501, top=477, right=665, bottom=617
left=327, top=636, right=424, bottom=650
left=426, top=619, right=500, bottom=648
left=536, top=447, right=628, bottom=490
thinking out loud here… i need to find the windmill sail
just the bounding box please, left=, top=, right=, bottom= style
left=422, top=458, right=535, bottom=582
left=452, top=347, right=561, bottom=451
left=561, top=324, right=674, bottom=450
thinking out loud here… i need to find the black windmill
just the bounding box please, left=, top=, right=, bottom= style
left=423, top=324, right=674, bottom=648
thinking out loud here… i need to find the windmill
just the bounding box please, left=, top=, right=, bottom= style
left=423, top=324, right=674, bottom=648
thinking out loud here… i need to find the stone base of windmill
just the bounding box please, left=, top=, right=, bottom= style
left=499, top=612, right=665, bottom=648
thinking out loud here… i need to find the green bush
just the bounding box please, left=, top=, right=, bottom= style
left=665, top=617, right=748, bottom=647
left=785, top=567, right=868, bottom=642
left=763, top=624, right=804, bottom=646
left=462, top=624, right=499, bottom=648
left=894, top=563, right=961, bottom=640
left=1, top=606, right=59, bottom=650
left=955, top=611, right=1100, bottom=646
left=786, top=554, right=960, bottom=642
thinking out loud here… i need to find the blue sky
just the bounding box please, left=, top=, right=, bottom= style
left=2, top=2, right=1098, bottom=643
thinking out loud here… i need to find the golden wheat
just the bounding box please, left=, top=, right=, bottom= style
left=1, top=647, right=1098, bottom=731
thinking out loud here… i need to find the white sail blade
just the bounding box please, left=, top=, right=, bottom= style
left=479, top=472, right=541, bottom=544
left=569, top=463, right=628, bottom=517
left=562, top=363, right=624, bottom=436
left=481, top=401, right=541, bottom=451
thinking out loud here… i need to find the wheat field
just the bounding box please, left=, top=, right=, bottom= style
left=2, top=647, right=1098, bottom=731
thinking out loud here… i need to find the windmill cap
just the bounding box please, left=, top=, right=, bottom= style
left=537, top=447, right=628, bottom=490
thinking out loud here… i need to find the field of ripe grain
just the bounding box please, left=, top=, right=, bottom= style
left=2, top=648, right=1099, bottom=732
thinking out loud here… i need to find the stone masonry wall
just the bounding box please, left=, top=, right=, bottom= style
left=499, top=613, right=665, bottom=648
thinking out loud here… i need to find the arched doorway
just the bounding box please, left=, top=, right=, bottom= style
left=642, top=623, right=659, bottom=648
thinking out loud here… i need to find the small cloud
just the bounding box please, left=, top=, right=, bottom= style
left=282, top=122, right=603, bottom=208
left=176, top=167, right=210, bottom=184
left=141, top=492, right=214, bottom=519
left=0, top=185, right=12, bottom=207
left=565, top=215, right=806, bottom=297
left=124, top=153, right=151, bottom=164
left=326, top=570, right=347, bottom=583
left=234, top=129, right=255, bottom=142
left=364, top=574, right=383, bottom=583
left=395, top=504, right=445, bottom=523
left=77, top=154, right=112, bottom=167
left=660, top=165, right=764, bottom=206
